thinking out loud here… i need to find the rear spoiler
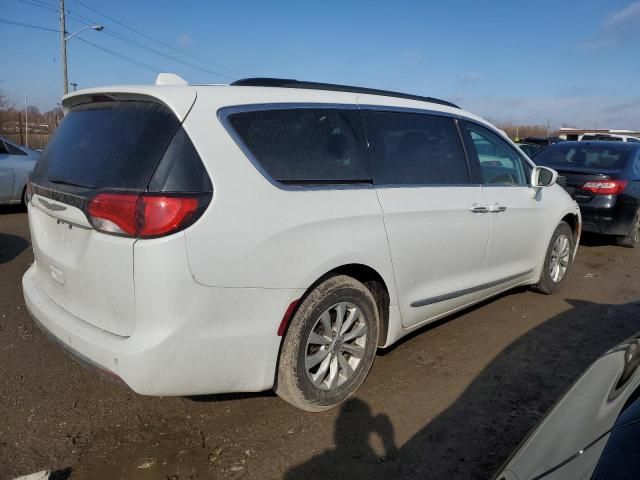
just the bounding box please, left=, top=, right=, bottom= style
left=61, top=85, right=196, bottom=122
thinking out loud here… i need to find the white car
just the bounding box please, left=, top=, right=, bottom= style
left=23, top=74, right=581, bottom=411
left=580, top=133, right=640, bottom=143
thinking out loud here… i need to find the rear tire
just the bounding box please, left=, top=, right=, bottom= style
left=275, top=275, right=379, bottom=412
left=616, top=209, right=640, bottom=248
left=532, top=221, right=575, bottom=295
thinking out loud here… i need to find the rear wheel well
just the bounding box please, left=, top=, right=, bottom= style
left=291, top=265, right=390, bottom=347
left=561, top=213, right=579, bottom=238
left=330, top=265, right=390, bottom=346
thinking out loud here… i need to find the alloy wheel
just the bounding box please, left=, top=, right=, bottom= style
left=305, top=302, right=368, bottom=391
left=550, top=234, right=571, bottom=283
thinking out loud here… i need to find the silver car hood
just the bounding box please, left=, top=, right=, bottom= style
left=496, top=333, right=640, bottom=480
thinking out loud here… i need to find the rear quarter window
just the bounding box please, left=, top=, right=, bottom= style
left=224, top=107, right=371, bottom=185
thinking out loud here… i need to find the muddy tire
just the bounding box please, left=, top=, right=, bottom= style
left=275, top=275, right=379, bottom=412
left=616, top=209, right=640, bottom=248
left=532, top=221, right=575, bottom=295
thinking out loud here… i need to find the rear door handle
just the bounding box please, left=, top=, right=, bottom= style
left=488, top=204, right=507, bottom=213
left=469, top=204, right=489, bottom=213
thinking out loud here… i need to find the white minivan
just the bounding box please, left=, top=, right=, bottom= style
left=23, top=75, right=581, bottom=411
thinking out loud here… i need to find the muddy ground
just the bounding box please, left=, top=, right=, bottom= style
left=1, top=207, right=639, bottom=479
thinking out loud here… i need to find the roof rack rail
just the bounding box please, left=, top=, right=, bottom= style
left=231, top=77, right=460, bottom=109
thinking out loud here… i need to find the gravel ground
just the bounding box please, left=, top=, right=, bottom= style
left=1, top=207, right=639, bottom=480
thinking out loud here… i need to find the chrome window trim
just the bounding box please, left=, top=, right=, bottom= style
left=374, top=183, right=482, bottom=189
left=217, top=102, right=515, bottom=191
left=357, top=103, right=459, bottom=119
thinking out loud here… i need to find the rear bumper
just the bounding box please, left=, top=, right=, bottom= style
left=23, top=264, right=303, bottom=396
left=580, top=205, right=636, bottom=236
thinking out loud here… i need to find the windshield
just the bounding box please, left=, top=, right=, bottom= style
left=535, top=144, right=630, bottom=170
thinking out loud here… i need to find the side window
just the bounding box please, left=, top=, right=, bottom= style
left=628, top=137, right=640, bottom=144
left=5, top=142, right=27, bottom=155
left=464, top=123, right=530, bottom=186
left=634, top=152, right=640, bottom=178
left=0, top=141, right=9, bottom=155
left=227, top=108, right=371, bottom=184
left=363, top=110, right=471, bottom=185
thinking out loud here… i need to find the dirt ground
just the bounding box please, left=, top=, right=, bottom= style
left=1, top=207, right=639, bottom=480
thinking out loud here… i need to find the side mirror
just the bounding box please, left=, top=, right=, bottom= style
left=531, top=166, right=558, bottom=188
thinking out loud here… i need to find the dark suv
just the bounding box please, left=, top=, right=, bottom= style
left=535, top=141, right=640, bottom=247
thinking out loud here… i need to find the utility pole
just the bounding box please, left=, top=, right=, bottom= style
left=60, top=0, right=68, bottom=95
left=24, top=95, right=28, bottom=148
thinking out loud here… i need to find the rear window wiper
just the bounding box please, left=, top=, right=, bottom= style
left=47, top=176, right=95, bottom=189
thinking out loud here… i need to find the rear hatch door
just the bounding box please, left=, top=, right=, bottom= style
left=28, top=89, right=196, bottom=336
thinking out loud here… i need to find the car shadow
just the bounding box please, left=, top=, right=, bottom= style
left=284, top=299, right=640, bottom=480
left=0, top=233, right=29, bottom=265
left=579, top=232, right=616, bottom=248
left=0, top=204, right=27, bottom=214
left=186, top=390, right=278, bottom=403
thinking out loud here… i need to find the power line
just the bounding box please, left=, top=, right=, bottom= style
left=10, top=0, right=246, bottom=81
left=99, top=28, right=237, bottom=80
left=75, top=36, right=162, bottom=73
left=61, top=8, right=238, bottom=81
left=16, top=0, right=239, bottom=80
left=0, top=17, right=59, bottom=32
left=16, top=0, right=62, bottom=14
left=72, top=0, right=248, bottom=77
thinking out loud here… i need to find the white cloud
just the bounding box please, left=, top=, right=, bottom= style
left=402, top=49, right=425, bottom=66
left=604, top=1, right=640, bottom=28
left=580, top=1, right=640, bottom=50
left=177, top=33, right=193, bottom=48
left=460, top=72, right=479, bottom=84
left=459, top=95, right=640, bottom=130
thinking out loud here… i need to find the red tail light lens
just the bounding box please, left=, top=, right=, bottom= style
left=87, top=193, right=138, bottom=236
left=138, top=196, right=199, bottom=238
left=87, top=192, right=208, bottom=238
left=580, top=180, right=628, bottom=195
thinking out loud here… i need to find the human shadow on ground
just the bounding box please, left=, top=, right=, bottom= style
left=285, top=299, right=640, bottom=480
left=0, top=233, right=29, bottom=265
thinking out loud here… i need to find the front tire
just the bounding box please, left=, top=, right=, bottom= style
left=616, top=209, right=640, bottom=248
left=275, top=275, right=379, bottom=412
left=533, top=221, right=575, bottom=295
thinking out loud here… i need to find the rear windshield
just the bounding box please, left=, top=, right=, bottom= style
left=582, top=135, right=623, bottom=142
left=32, top=100, right=181, bottom=190
left=535, top=144, right=630, bottom=170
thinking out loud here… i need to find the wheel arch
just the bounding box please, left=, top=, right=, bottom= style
left=561, top=212, right=580, bottom=240
left=280, top=263, right=392, bottom=348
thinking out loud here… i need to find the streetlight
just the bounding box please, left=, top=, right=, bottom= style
left=64, top=24, right=104, bottom=41
left=60, top=0, right=103, bottom=95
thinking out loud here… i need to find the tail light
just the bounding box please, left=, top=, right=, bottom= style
left=87, top=192, right=210, bottom=239
left=580, top=180, right=628, bottom=195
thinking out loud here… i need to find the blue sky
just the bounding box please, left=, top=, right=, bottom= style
left=2, top=0, right=639, bottom=128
